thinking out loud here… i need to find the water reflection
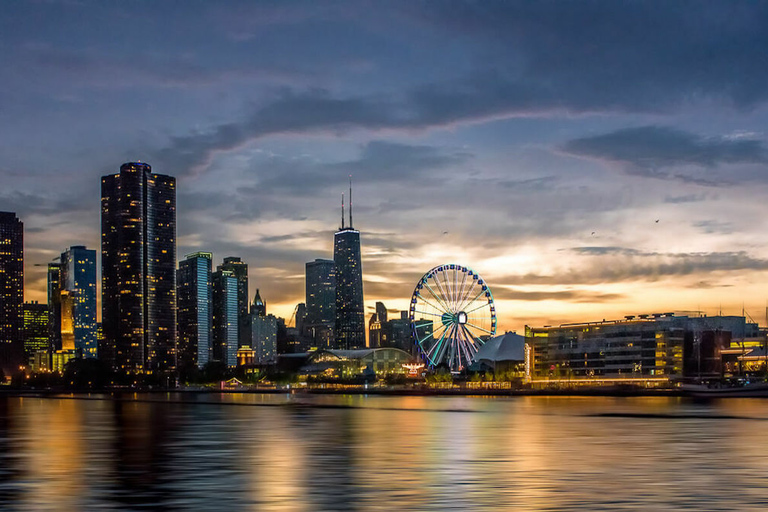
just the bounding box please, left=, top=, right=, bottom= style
left=2, top=394, right=768, bottom=510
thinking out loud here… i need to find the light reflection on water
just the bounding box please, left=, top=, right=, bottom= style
left=2, top=394, right=768, bottom=511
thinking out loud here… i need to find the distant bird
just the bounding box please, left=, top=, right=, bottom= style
left=591, top=231, right=596, bottom=236
left=655, top=219, right=659, bottom=223
left=442, top=231, right=449, bottom=235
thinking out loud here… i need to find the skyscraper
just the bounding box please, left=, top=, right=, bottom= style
left=23, top=301, right=48, bottom=365
left=218, top=257, right=249, bottom=348
left=177, top=252, right=212, bottom=370
left=60, top=246, right=97, bottom=358
left=334, top=182, right=365, bottom=349
left=0, top=212, right=24, bottom=374
left=101, top=162, right=177, bottom=374
left=305, top=259, right=335, bottom=348
left=212, top=269, right=238, bottom=367
left=47, top=262, right=61, bottom=351
left=250, top=290, right=277, bottom=363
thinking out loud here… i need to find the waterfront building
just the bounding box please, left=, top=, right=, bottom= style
left=212, top=269, right=238, bottom=367
left=177, top=252, right=212, bottom=370
left=60, top=246, right=97, bottom=358
left=305, top=258, right=336, bottom=348
left=301, top=348, right=415, bottom=379
left=218, top=257, right=249, bottom=348
left=47, top=262, right=61, bottom=351
left=525, top=314, right=755, bottom=386
left=334, top=185, right=365, bottom=349
left=101, top=162, right=177, bottom=374
left=0, top=211, right=24, bottom=374
left=23, top=301, right=49, bottom=366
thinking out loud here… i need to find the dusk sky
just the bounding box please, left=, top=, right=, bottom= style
left=3, top=0, right=768, bottom=333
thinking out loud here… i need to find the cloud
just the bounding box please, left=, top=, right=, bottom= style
left=561, top=126, right=768, bottom=184
left=492, top=287, right=624, bottom=303
left=503, top=248, right=768, bottom=285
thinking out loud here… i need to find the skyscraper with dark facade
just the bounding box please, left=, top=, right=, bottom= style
left=218, top=257, right=249, bottom=348
left=334, top=185, right=365, bottom=349
left=305, top=258, right=336, bottom=348
left=47, top=262, right=61, bottom=351
left=212, top=269, right=238, bottom=367
left=60, top=245, right=97, bottom=358
left=177, top=252, right=212, bottom=370
left=101, top=162, right=177, bottom=374
left=0, top=212, right=24, bottom=374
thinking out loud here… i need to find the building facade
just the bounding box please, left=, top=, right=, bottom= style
left=60, top=246, right=97, bottom=358
left=212, top=269, right=238, bottom=367
left=305, top=258, right=335, bottom=348
left=334, top=224, right=364, bottom=349
left=101, top=162, right=177, bottom=374
left=177, top=252, right=212, bottom=370
left=525, top=314, right=752, bottom=385
left=47, top=262, right=61, bottom=351
left=0, top=211, right=24, bottom=374
left=23, top=301, right=49, bottom=367
left=218, top=257, right=249, bottom=349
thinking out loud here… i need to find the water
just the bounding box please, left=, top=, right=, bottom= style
left=2, top=393, right=768, bottom=511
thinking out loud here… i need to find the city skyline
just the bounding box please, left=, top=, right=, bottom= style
left=3, top=2, right=768, bottom=334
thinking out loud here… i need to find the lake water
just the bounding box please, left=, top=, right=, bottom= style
left=1, top=393, right=768, bottom=511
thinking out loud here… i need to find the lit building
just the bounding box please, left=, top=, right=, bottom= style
left=252, top=315, right=277, bottom=364
left=305, top=258, right=335, bottom=348
left=334, top=184, right=365, bottom=349
left=60, top=246, right=97, bottom=358
left=177, top=252, right=212, bottom=370
left=250, top=290, right=277, bottom=363
left=525, top=314, right=755, bottom=386
left=47, top=262, right=61, bottom=351
left=368, top=302, right=389, bottom=349
left=218, top=257, right=249, bottom=348
left=369, top=313, right=382, bottom=348
left=301, top=348, right=415, bottom=379
left=212, top=269, right=238, bottom=367
left=101, top=162, right=177, bottom=374
left=23, top=301, right=49, bottom=366
left=0, top=211, right=24, bottom=374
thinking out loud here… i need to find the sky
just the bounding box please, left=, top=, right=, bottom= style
left=3, top=0, right=768, bottom=333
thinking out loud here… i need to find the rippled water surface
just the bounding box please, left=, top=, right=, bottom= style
left=2, top=393, right=768, bottom=511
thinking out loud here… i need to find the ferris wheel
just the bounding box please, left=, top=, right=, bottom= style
left=409, top=264, right=497, bottom=372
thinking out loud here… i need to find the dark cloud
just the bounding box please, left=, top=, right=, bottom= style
left=663, top=193, right=713, bottom=204
left=564, top=126, right=767, bottom=168
left=412, top=1, right=768, bottom=109
left=692, top=220, right=734, bottom=234
left=504, top=249, right=768, bottom=285
left=492, top=287, right=624, bottom=303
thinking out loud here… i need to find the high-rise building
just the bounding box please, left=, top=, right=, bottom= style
left=60, top=246, right=97, bottom=358
left=177, top=252, right=212, bottom=370
left=23, top=301, right=49, bottom=365
left=305, top=259, right=335, bottom=348
left=101, top=162, right=177, bottom=374
left=218, top=257, right=249, bottom=348
left=212, top=269, right=238, bottom=367
left=334, top=182, right=365, bottom=349
left=47, top=262, right=61, bottom=351
left=252, top=314, right=278, bottom=363
left=250, top=290, right=277, bottom=363
left=369, top=313, right=382, bottom=348
left=0, top=211, right=24, bottom=374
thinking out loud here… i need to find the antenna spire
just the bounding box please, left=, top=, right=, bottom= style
left=341, top=192, right=345, bottom=230
left=349, top=174, right=353, bottom=229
